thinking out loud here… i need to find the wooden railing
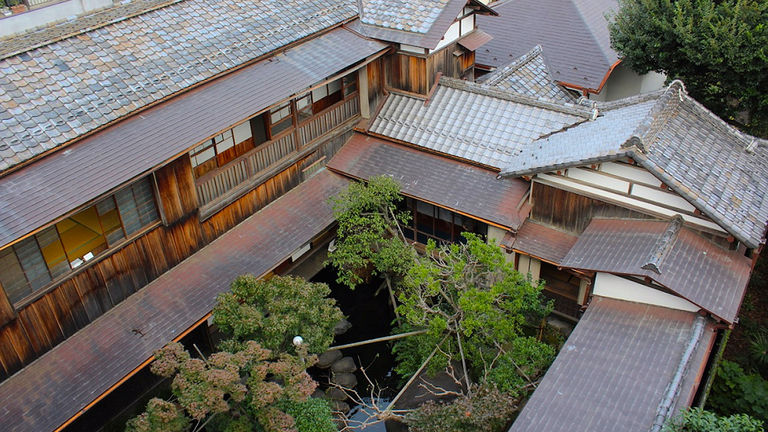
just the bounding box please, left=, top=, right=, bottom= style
left=195, top=95, right=361, bottom=210
left=298, top=95, right=359, bottom=146
left=196, top=133, right=295, bottom=207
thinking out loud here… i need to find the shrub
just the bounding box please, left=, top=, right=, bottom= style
left=707, top=360, right=768, bottom=423
left=405, top=384, right=518, bottom=432
left=663, top=407, right=764, bottom=432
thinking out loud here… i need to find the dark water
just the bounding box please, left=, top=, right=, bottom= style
left=310, top=266, right=400, bottom=400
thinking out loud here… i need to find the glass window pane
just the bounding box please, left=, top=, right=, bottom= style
left=271, top=117, right=292, bottom=136
left=0, top=247, right=31, bottom=304
left=97, top=196, right=125, bottom=246
left=296, top=94, right=311, bottom=110
left=116, top=188, right=141, bottom=236
left=132, top=178, right=160, bottom=227
left=232, top=122, right=252, bottom=144
left=14, top=237, right=51, bottom=292
left=328, top=79, right=342, bottom=95
left=312, top=85, right=328, bottom=101
left=36, top=226, right=70, bottom=278
left=56, top=206, right=107, bottom=264
left=215, top=134, right=235, bottom=153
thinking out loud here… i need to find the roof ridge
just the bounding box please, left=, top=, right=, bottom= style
left=439, top=76, right=592, bottom=118
left=641, top=215, right=684, bottom=274
left=482, top=45, right=543, bottom=85
left=626, top=81, right=686, bottom=153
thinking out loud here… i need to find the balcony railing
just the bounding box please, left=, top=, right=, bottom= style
left=298, top=96, right=360, bottom=146
left=195, top=94, right=361, bottom=210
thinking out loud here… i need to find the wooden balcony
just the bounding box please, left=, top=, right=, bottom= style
left=195, top=94, right=360, bottom=213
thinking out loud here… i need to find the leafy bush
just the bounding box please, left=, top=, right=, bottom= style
left=707, top=360, right=768, bottom=423
left=279, top=398, right=337, bottom=432
left=405, top=384, right=518, bottom=432
left=484, top=337, right=556, bottom=397
left=663, top=407, right=764, bottom=432
left=213, top=275, right=343, bottom=355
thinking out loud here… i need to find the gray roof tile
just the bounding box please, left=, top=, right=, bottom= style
left=479, top=45, right=575, bottom=104
left=368, top=77, right=589, bottom=168
left=511, top=296, right=716, bottom=432
left=477, top=0, right=619, bottom=90
left=360, top=0, right=449, bottom=33
left=0, top=0, right=358, bottom=172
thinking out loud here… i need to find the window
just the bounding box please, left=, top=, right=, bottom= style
left=269, top=101, right=293, bottom=136
left=400, top=198, right=487, bottom=244
left=0, top=176, right=160, bottom=304
left=295, top=77, right=347, bottom=124
left=190, top=120, right=259, bottom=178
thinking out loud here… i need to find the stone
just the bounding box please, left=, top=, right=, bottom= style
left=311, top=389, right=325, bottom=399
left=331, top=356, right=357, bottom=373
left=331, top=371, right=358, bottom=388
left=333, top=319, right=352, bottom=335
left=317, top=349, right=343, bottom=369
left=325, top=387, right=348, bottom=401
left=330, top=400, right=350, bottom=414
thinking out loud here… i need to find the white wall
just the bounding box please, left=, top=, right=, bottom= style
left=487, top=226, right=515, bottom=264
left=590, top=63, right=666, bottom=102
left=0, top=0, right=114, bottom=38
left=593, top=272, right=700, bottom=312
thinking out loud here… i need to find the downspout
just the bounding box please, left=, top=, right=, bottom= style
left=649, top=316, right=707, bottom=432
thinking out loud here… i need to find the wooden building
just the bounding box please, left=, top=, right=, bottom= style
left=0, top=1, right=766, bottom=431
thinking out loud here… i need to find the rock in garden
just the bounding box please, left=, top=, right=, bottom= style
left=331, top=371, right=358, bottom=388
left=311, top=389, right=326, bottom=399
left=331, top=356, right=357, bottom=373
left=330, top=400, right=351, bottom=414
left=326, top=387, right=348, bottom=401
left=317, top=349, right=343, bottom=368
left=334, top=319, right=352, bottom=335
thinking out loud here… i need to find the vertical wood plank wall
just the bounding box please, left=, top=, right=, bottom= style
left=386, top=53, right=428, bottom=94
left=531, top=183, right=656, bottom=234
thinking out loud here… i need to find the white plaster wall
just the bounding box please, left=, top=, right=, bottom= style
left=589, top=63, right=666, bottom=102
left=0, top=0, right=113, bottom=38
left=487, top=226, right=515, bottom=264
left=593, top=272, right=700, bottom=312
left=517, top=255, right=541, bottom=282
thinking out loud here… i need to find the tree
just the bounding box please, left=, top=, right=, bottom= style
left=609, top=0, right=768, bottom=136
left=213, top=275, right=343, bottom=356
left=126, top=341, right=329, bottom=432
left=326, top=176, right=415, bottom=314
left=394, top=234, right=553, bottom=389
left=663, top=407, right=764, bottom=432
left=707, top=360, right=768, bottom=423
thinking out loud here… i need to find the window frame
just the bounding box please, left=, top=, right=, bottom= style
left=0, top=176, right=161, bottom=307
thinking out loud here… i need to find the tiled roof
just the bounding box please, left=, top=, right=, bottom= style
left=368, top=77, right=589, bottom=168
left=501, top=81, right=768, bottom=249
left=0, top=169, right=348, bottom=432
left=360, top=0, right=451, bottom=33
left=327, top=133, right=530, bottom=230
left=479, top=45, right=575, bottom=104
left=511, top=296, right=715, bottom=432
left=512, top=220, right=579, bottom=264
left=0, top=28, right=385, bottom=249
left=560, top=218, right=752, bottom=323
left=477, top=0, right=620, bottom=91
left=0, top=0, right=358, bottom=172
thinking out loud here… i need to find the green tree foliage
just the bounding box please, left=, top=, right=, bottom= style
left=610, top=0, right=768, bottom=136
left=126, top=342, right=325, bottom=432
left=404, top=384, right=518, bottom=432
left=213, top=275, right=343, bottom=355
left=663, top=407, right=764, bottom=432
left=326, top=176, right=415, bottom=291
left=707, top=360, right=768, bottom=423
left=394, top=234, right=552, bottom=383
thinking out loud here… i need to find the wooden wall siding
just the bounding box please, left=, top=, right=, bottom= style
left=155, top=155, right=199, bottom=223
left=0, top=287, right=14, bottom=328
left=298, top=96, right=359, bottom=146
left=367, top=58, right=385, bottom=112
left=195, top=133, right=296, bottom=208
left=0, top=214, right=204, bottom=380
left=531, top=183, right=656, bottom=234
left=387, top=53, right=428, bottom=94
left=426, top=43, right=467, bottom=89
left=201, top=163, right=303, bottom=243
